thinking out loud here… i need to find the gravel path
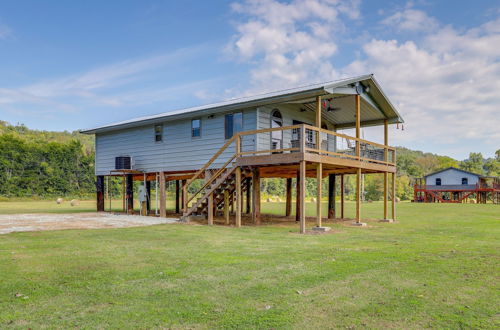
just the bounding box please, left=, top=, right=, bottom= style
left=0, top=213, right=179, bottom=234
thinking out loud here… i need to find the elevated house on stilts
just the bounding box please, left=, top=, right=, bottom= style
left=414, top=167, right=500, bottom=204
left=82, top=74, right=404, bottom=233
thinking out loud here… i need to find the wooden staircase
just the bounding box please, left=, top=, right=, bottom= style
left=180, top=133, right=250, bottom=222
left=181, top=165, right=250, bottom=220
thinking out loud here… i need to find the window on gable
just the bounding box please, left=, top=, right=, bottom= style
left=224, top=112, right=243, bottom=139
left=154, top=124, right=163, bottom=142
left=436, top=178, right=441, bottom=186
left=191, top=119, right=201, bottom=138
left=462, top=177, right=468, bottom=185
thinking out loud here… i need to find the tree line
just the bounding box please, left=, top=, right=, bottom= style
left=0, top=121, right=498, bottom=200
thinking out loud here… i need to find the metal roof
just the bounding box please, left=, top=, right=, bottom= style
left=81, top=74, right=404, bottom=134
left=424, top=167, right=483, bottom=178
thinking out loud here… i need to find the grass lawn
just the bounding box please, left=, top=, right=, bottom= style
left=0, top=202, right=499, bottom=328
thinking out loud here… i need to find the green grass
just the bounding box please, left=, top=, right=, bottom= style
left=0, top=202, right=499, bottom=328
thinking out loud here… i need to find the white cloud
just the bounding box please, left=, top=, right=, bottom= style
left=344, top=18, right=500, bottom=149
left=381, top=8, right=439, bottom=32
left=227, top=1, right=500, bottom=158
left=226, top=0, right=361, bottom=92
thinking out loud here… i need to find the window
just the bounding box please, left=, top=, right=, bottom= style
left=436, top=178, right=441, bottom=186
left=191, top=119, right=201, bottom=138
left=154, top=124, right=163, bottom=142
left=462, top=178, right=468, bottom=185
left=224, top=112, right=243, bottom=139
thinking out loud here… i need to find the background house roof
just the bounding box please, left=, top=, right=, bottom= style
left=424, top=167, right=482, bottom=178
left=82, top=74, right=404, bottom=134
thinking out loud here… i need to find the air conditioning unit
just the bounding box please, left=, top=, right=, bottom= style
left=115, top=156, right=133, bottom=170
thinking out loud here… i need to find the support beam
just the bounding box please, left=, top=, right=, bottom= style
left=246, top=177, right=251, bottom=214
left=328, top=174, right=336, bottom=219
left=299, top=160, right=306, bottom=233
left=355, top=94, right=361, bottom=159
left=207, top=193, right=214, bottom=225
left=296, top=170, right=301, bottom=222
left=316, top=163, right=322, bottom=227
left=146, top=180, right=151, bottom=213
left=252, top=168, right=261, bottom=225
left=205, top=170, right=214, bottom=225
left=392, top=172, right=396, bottom=220
left=122, top=176, right=125, bottom=212
left=126, top=174, right=134, bottom=214
left=182, top=179, right=187, bottom=214
left=159, top=172, right=166, bottom=217
left=175, top=180, right=180, bottom=213
left=340, top=174, right=345, bottom=219
left=96, top=175, right=105, bottom=212
left=356, top=169, right=361, bottom=223
left=285, top=178, right=292, bottom=217
left=235, top=167, right=242, bottom=227
left=316, top=95, right=322, bottom=149
left=224, top=190, right=230, bottom=225
left=383, top=119, right=389, bottom=220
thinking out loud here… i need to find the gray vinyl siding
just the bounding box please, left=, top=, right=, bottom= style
left=426, top=169, right=479, bottom=187
left=95, top=109, right=257, bottom=175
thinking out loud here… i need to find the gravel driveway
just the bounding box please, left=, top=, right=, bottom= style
left=0, top=213, right=179, bottom=234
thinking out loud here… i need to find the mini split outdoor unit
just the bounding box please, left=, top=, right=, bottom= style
left=115, top=156, right=134, bottom=170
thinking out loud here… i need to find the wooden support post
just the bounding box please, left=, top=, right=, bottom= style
left=252, top=167, right=261, bottom=225
left=146, top=180, right=151, bottom=214
left=126, top=174, right=134, bottom=214
left=328, top=174, right=336, bottom=219
left=205, top=170, right=213, bottom=225
left=175, top=180, right=180, bottom=213
left=207, top=193, right=213, bottom=225
left=285, top=178, right=292, bottom=217
left=235, top=167, right=242, bottom=227
left=340, top=174, right=345, bottom=219
left=316, top=163, right=322, bottom=227
left=299, top=160, right=306, bottom=233
left=122, top=176, right=125, bottom=212
left=96, top=175, right=105, bottom=212
left=296, top=170, right=301, bottom=222
left=316, top=95, right=322, bottom=150
left=246, top=177, right=251, bottom=214
left=182, top=179, right=187, bottom=214
left=159, top=172, right=166, bottom=217
left=355, top=94, right=361, bottom=159
left=224, top=190, right=230, bottom=225
left=384, top=119, right=388, bottom=219
left=356, top=169, right=361, bottom=223
left=391, top=172, right=396, bottom=220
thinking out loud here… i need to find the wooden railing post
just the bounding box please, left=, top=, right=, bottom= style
left=300, top=125, right=306, bottom=153
left=355, top=94, right=361, bottom=159
left=236, top=135, right=241, bottom=155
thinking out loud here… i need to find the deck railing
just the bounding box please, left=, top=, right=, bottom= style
left=183, top=124, right=396, bottom=212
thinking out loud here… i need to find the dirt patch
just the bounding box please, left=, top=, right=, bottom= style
left=0, top=213, right=179, bottom=234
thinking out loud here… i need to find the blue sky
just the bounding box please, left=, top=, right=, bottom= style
left=0, top=0, right=499, bottom=160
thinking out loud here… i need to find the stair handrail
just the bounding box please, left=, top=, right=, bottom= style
left=183, top=135, right=240, bottom=211
left=185, top=153, right=239, bottom=210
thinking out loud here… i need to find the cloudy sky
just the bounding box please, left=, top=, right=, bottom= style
left=0, top=0, right=499, bottom=159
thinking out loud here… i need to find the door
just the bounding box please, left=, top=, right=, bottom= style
left=271, top=110, right=283, bottom=150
